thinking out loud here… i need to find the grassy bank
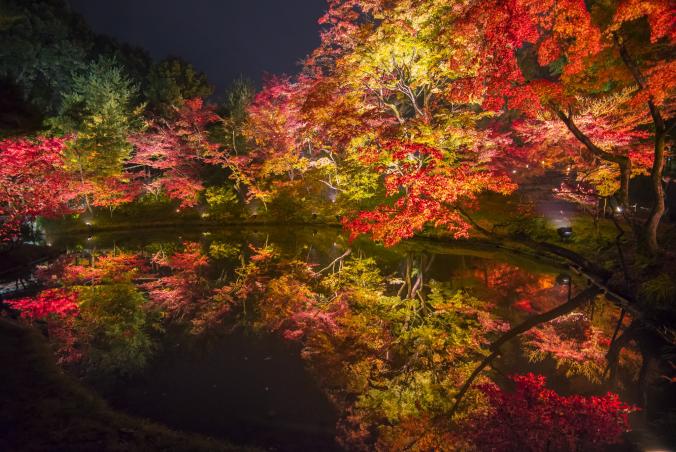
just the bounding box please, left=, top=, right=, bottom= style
left=0, top=318, right=254, bottom=452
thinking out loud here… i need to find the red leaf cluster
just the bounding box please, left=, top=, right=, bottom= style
left=0, top=137, right=76, bottom=239
left=466, top=373, right=637, bottom=451
left=6, top=288, right=79, bottom=320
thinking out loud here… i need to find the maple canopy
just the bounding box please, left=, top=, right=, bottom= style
left=206, top=0, right=666, bottom=247
left=0, top=0, right=671, bottom=249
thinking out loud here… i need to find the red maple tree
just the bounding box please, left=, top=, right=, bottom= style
left=0, top=137, right=76, bottom=239
left=465, top=373, right=637, bottom=451
left=130, top=98, right=221, bottom=207
left=6, top=288, right=79, bottom=320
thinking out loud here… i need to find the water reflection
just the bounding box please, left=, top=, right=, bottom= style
left=4, top=227, right=655, bottom=450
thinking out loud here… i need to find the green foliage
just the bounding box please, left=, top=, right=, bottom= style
left=75, top=283, right=155, bottom=376
left=358, top=370, right=452, bottom=422
left=335, top=147, right=383, bottom=207
left=0, top=0, right=150, bottom=118
left=0, top=0, right=90, bottom=113
left=100, top=192, right=177, bottom=221
left=639, top=273, right=676, bottom=307
left=266, top=186, right=307, bottom=222
left=504, top=214, right=553, bottom=241
left=208, top=241, right=240, bottom=260
left=321, top=257, right=384, bottom=292
left=321, top=274, right=501, bottom=438
left=47, top=57, right=143, bottom=178
left=204, top=185, right=241, bottom=219
left=221, top=76, right=255, bottom=153
left=145, top=57, right=213, bottom=115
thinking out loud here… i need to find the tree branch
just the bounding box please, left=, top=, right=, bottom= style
left=450, top=285, right=601, bottom=416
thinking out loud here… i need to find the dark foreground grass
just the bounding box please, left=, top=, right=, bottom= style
left=0, top=318, right=254, bottom=452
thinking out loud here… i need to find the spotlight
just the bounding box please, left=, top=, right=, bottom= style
left=557, top=226, right=573, bottom=241
left=556, top=273, right=571, bottom=286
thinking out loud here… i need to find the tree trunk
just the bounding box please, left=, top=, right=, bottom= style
left=642, top=122, right=666, bottom=254
left=551, top=105, right=632, bottom=207
left=614, top=34, right=668, bottom=255
left=618, top=158, right=631, bottom=208
left=449, top=285, right=602, bottom=416
left=78, top=166, right=93, bottom=215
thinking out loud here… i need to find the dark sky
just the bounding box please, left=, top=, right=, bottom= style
left=68, top=0, right=326, bottom=94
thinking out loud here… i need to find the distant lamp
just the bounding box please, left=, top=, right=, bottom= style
left=557, top=272, right=573, bottom=302
left=176, top=208, right=181, bottom=213
left=615, top=206, right=623, bottom=214
left=557, top=226, right=573, bottom=241
left=512, top=169, right=517, bottom=174
left=556, top=273, right=571, bottom=286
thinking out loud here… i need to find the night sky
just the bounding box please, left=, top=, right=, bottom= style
left=68, top=0, right=326, bottom=94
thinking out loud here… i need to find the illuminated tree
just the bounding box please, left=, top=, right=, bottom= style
left=130, top=98, right=222, bottom=207
left=239, top=77, right=308, bottom=207
left=47, top=57, right=142, bottom=212
left=344, top=141, right=516, bottom=246
left=0, top=136, right=75, bottom=239
left=460, top=0, right=674, bottom=252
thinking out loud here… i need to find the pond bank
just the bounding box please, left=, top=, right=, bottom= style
left=42, top=218, right=343, bottom=235
left=0, top=317, right=253, bottom=452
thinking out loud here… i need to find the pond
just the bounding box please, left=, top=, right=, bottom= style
left=5, top=226, right=671, bottom=450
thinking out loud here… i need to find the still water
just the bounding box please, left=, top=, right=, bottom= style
left=21, top=226, right=667, bottom=450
